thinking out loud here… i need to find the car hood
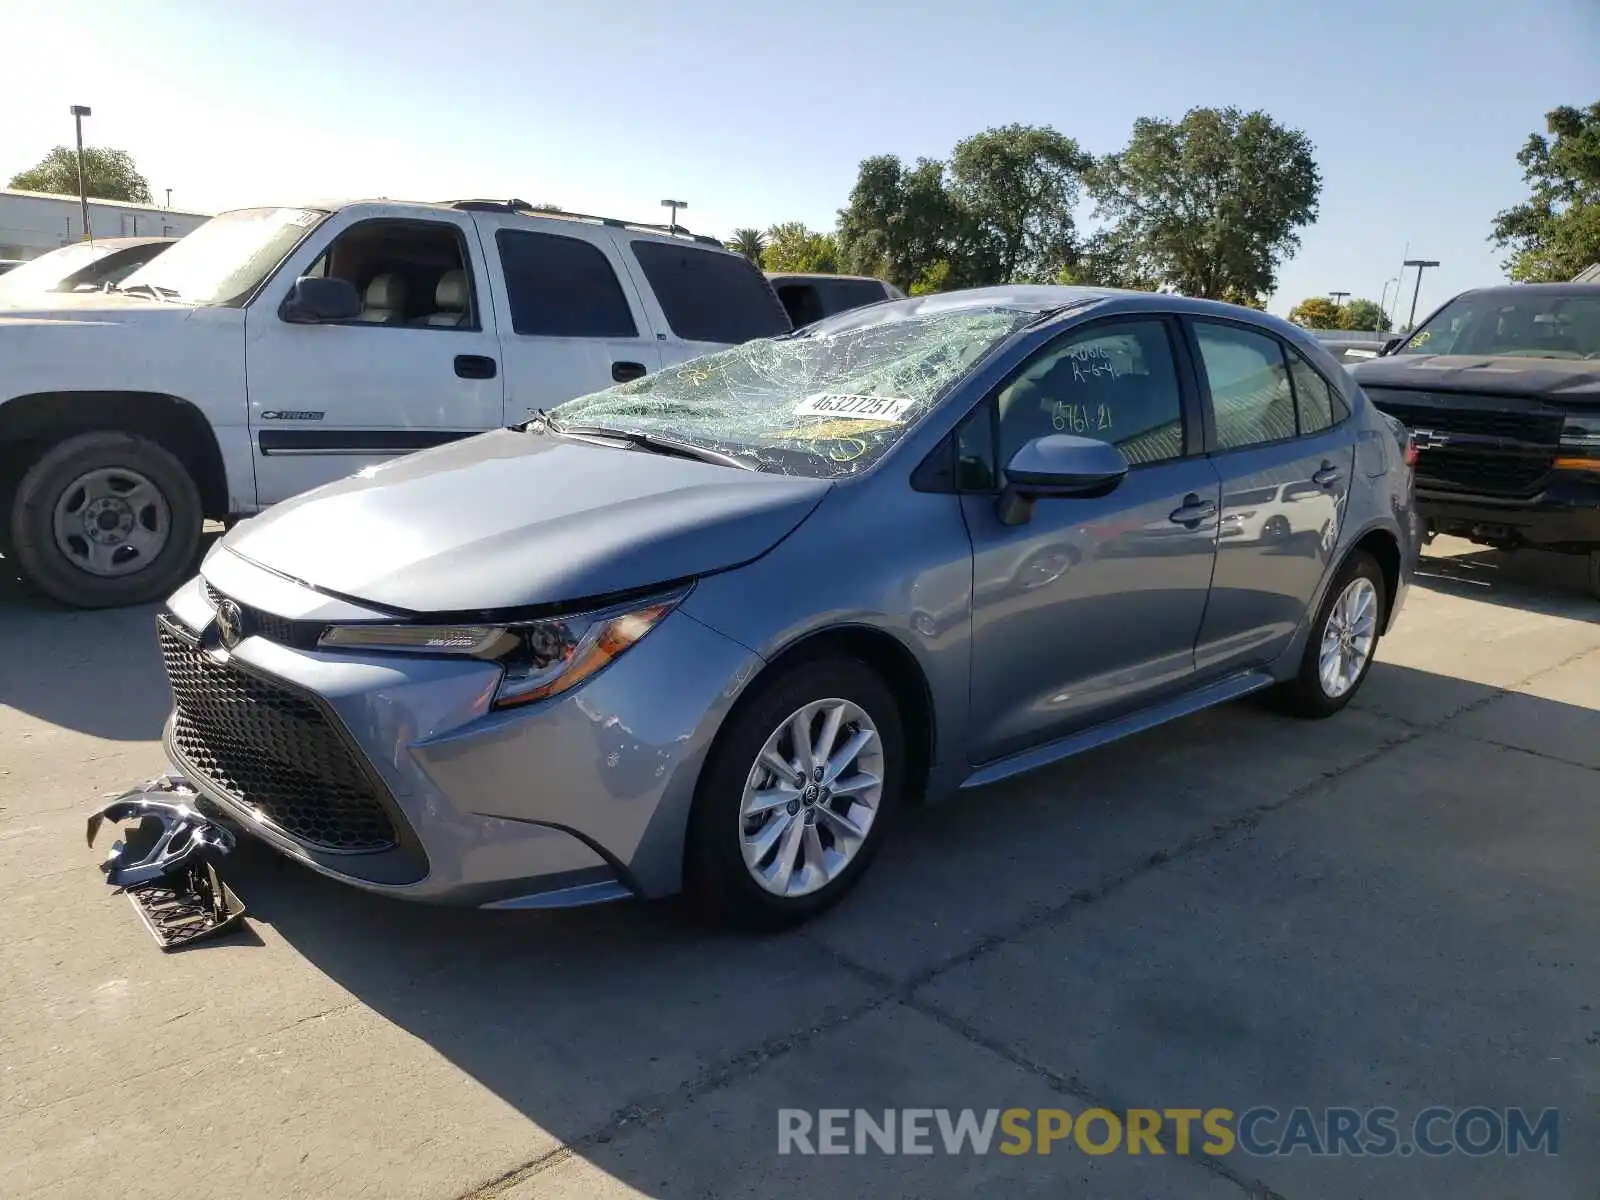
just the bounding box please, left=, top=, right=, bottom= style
left=1350, top=354, right=1600, bottom=405
left=0, top=289, right=192, bottom=324
left=222, top=428, right=832, bottom=614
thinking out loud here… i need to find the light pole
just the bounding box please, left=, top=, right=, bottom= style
left=660, top=198, right=687, bottom=232
left=70, top=105, right=93, bottom=242
left=1403, top=259, right=1440, bottom=331
left=165, top=188, right=172, bottom=210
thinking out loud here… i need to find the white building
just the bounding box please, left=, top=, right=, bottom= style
left=0, top=188, right=211, bottom=260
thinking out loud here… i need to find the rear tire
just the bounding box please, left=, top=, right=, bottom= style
left=8, top=431, right=203, bottom=609
left=685, top=656, right=904, bottom=931
left=1272, top=550, right=1386, bottom=719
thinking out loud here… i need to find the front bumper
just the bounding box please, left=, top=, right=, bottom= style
left=1416, top=471, right=1600, bottom=552
left=159, top=557, right=761, bottom=906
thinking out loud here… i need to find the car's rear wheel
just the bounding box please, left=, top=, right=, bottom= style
left=685, top=657, right=904, bottom=930
left=8, top=432, right=202, bottom=609
left=1273, top=550, right=1385, bottom=719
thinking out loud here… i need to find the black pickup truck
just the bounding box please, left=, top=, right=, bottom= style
left=1348, top=283, right=1600, bottom=597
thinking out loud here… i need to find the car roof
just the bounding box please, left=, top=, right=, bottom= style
left=765, top=272, right=888, bottom=284
left=1443, top=283, right=1600, bottom=301
left=253, top=198, right=739, bottom=252
left=803, top=284, right=1313, bottom=338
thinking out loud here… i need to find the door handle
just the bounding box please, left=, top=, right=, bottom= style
left=612, top=361, right=647, bottom=383
left=1312, top=462, right=1344, bottom=488
left=454, top=354, right=497, bottom=380
left=1168, top=493, right=1218, bottom=526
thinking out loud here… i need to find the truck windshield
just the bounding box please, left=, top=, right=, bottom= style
left=1397, top=292, right=1600, bottom=360
left=551, top=307, right=1034, bottom=479
left=116, top=207, right=327, bottom=306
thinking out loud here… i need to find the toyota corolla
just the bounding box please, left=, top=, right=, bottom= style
left=158, top=286, right=1417, bottom=928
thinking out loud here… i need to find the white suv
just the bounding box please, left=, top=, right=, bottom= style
left=0, top=198, right=791, bottom=608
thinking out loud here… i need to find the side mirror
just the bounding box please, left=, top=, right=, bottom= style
left=997, top=434, right=1129, bottom=526
left=1379, top=336, right=1402, bottom=356
left=281, top=276, right=361, bottom=324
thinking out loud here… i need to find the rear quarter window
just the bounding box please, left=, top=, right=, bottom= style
left=630, top=240, right=791, bottom=344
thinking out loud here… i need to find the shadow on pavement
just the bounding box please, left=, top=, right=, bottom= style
left=1413, top=541, right=1596, bottom=622
left=0, top=534, right=219, bottom=741
left=223, top=661, right=1597, bottom=1198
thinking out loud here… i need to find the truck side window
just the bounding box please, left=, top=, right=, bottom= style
left=496, top=230, right=637, bottom=338
left=303, top=219, right=477, bottom=329
left=630, top=241, right=791, bottom=343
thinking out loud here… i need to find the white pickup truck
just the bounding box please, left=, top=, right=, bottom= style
left=0, top=198, right=791, bottom=608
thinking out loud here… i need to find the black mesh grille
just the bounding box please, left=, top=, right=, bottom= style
left=1371, top=401, right=1564, bottom=446
left=160, top=624, right=397, bottom=852
left=203, top=581, right=302, bottom=646
left=1368, top=397, right=1560, bottom=497
left=1414, top=449, right=1554, bottom=495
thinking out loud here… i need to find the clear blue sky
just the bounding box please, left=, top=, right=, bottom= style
left=7, top=0, right=1599, bottom=317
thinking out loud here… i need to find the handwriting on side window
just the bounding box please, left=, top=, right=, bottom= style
left=1052, top=403, right=1113, bottom=435
left=1066, top=345, right=1128, bottom=383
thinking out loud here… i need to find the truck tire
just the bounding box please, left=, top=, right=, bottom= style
left=8, top=431, right=203, bottom=609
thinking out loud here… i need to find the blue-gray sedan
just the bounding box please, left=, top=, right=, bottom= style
left=158, top=286, right=1419, bottom=927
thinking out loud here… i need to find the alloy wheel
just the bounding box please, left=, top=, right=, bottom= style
left=738, top=697, right=884, bottom=898
left=1318, top=576, right=1378, bottom=698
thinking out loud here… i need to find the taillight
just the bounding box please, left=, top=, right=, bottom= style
left=1402, top=435, right=1418, bottom=467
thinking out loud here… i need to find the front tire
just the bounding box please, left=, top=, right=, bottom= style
left=685, top=656, right=904, bottom=930
left=8, top=432, right=203, bottom=609
left=1273, top=550, right=1386, bottom=719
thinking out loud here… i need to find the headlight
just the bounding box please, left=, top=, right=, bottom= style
left=317, top=590, right=686, bottom=709
left=1557, top=415, right=1600, bottom=472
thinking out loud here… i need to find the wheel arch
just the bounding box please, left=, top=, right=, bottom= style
left=0, top=390, right=229, bottom=519
left=735, top=622, right=937, bottom=806
left=1348, top=525, right=1402, bottom=631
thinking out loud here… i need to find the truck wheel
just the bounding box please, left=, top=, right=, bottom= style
left=8, top=432, right=203, bottom=609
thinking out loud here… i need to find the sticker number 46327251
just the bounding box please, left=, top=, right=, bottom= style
left=793, top=393, right=917, bottom=422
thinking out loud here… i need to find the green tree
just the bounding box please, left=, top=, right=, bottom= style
left=836, top=155, right=960, bottom=292
left=909, top=260, right=951, bottom=295
left=1089, top=107, right=1321, bottom=301
left=760, top=222, right=837, bottom=273
left=1339, top=297, right=1392, bottom=332
left=947, top=124, right=1093, bottom=284
left=9, top=145, right=153, bottom=204
left=1490, top=101, right=1600, bottom=282
left=725, top=228, right=767, bottom=265
left=1288, top=296, right=1344, bottom=329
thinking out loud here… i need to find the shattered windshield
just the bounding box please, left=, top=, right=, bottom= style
left=551, top=308, right=1034, bottom=478
left=1397, top=293, right=1600, bottom=360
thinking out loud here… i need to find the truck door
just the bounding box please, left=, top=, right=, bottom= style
left=469, top=214, right=663, bottom=425
left=245, top=208, right=505, bottom=507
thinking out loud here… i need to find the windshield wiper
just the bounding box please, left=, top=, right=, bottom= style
left=113, top=283, right=180, bottom=301
left=557, top=424, right=756, bottom=471
left=517, top=407, right=565, bottom=433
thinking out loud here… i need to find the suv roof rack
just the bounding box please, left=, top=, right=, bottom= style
left=443, top=199, right=726, bottom=247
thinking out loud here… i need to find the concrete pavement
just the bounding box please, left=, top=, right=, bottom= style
left=2, top=538, right=1596, bottom=1199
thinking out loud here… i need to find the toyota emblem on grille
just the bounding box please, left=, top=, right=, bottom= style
left=215, top=599, right=244, bottom=649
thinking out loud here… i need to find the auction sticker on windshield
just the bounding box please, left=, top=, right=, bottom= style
left=794, top=393, right=917, bottom=421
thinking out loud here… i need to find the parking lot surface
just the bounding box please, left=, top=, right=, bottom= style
left=2, top=538, right=1596, bottom=1199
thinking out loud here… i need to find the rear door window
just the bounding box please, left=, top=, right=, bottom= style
left=630, top=241, right=790, bottom=343
left=497, top=229, right=637, bottom=338
left=817, top=277, right=890, bottom=315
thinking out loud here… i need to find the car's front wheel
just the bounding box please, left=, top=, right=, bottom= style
left=1274, top=549, right=1386, bottom=718
left=685, top=656, right=904, bottom=930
